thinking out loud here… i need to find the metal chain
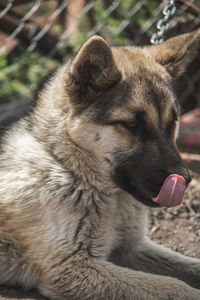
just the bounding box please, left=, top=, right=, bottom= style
left=0, top=0, right=14, bottom=20
left=151, top=0, right=176, bottom=44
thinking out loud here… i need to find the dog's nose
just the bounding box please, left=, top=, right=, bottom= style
left=168, top=167, right=191, bottom=187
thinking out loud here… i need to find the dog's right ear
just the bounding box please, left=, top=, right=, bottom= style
left=148, top=29, right=200, bottom=78
left=68, top=35, right=121, bottom=91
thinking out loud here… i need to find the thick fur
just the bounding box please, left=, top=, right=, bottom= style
left=0, top=30, right=200, bottom=300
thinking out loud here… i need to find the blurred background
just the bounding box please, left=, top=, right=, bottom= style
left=0, top=0, right=200, bottom=170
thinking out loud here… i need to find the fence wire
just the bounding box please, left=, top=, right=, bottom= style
left=0, top=0, right=200, bottom=112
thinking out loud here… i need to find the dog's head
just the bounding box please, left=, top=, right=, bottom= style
left=63, top=30, right=200, bottom=207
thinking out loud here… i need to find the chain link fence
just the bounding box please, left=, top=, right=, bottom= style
left=0, top=0, right=199, bottom=113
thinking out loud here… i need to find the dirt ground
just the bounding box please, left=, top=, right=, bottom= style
left=149, top=170, right=200, bottom=258
left=0, top=170, right=199, bottom=300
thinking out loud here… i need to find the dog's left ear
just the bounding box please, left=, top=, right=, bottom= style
left=69, top=35, right=121, bottom=90
left=148, top=29, right=200, bottom=78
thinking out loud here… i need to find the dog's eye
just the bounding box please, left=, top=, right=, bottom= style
left=117, top=121, right=139, bottom=132
left=108, top=120, right=139, bottom=133
left=126, top=122, right=137, bottom=128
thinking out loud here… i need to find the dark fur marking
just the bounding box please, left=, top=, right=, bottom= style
left=73, top=189, right=83, bottom=206
left=73, top=209, right=89, bottom=243
left=91, top=194, right=101, bottom=219
left=98, top=194, right=107, bottom=204
left=94, top=133, right=101, bottom=142
left=85, top=245, right=93, bottom=257
left=104, top=157, right=113, bottom=166
left=61, top=183, right=77, bottom=203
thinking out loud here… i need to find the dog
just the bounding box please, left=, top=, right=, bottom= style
left=0, top=29, right=200, bottom=300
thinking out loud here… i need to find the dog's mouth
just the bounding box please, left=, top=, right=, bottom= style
left=119, top=174, right=186, bottom=208
left=151, top=174, right=186, bottom=207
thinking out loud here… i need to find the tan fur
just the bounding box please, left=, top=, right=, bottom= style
left=0, top=31, right=200, bottom=299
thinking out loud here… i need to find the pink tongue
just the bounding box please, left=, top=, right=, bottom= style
left=153, top=174, right=186, bottom=207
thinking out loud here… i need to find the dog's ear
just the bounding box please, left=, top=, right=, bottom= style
left=149, top=29, right=200, bottom=77
left=69, top=35, right=121, bottom=90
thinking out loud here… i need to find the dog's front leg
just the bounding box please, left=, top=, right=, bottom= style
left=37, top=254, right=200, bottom=300
left=110, top=238, right=200, bottom=290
